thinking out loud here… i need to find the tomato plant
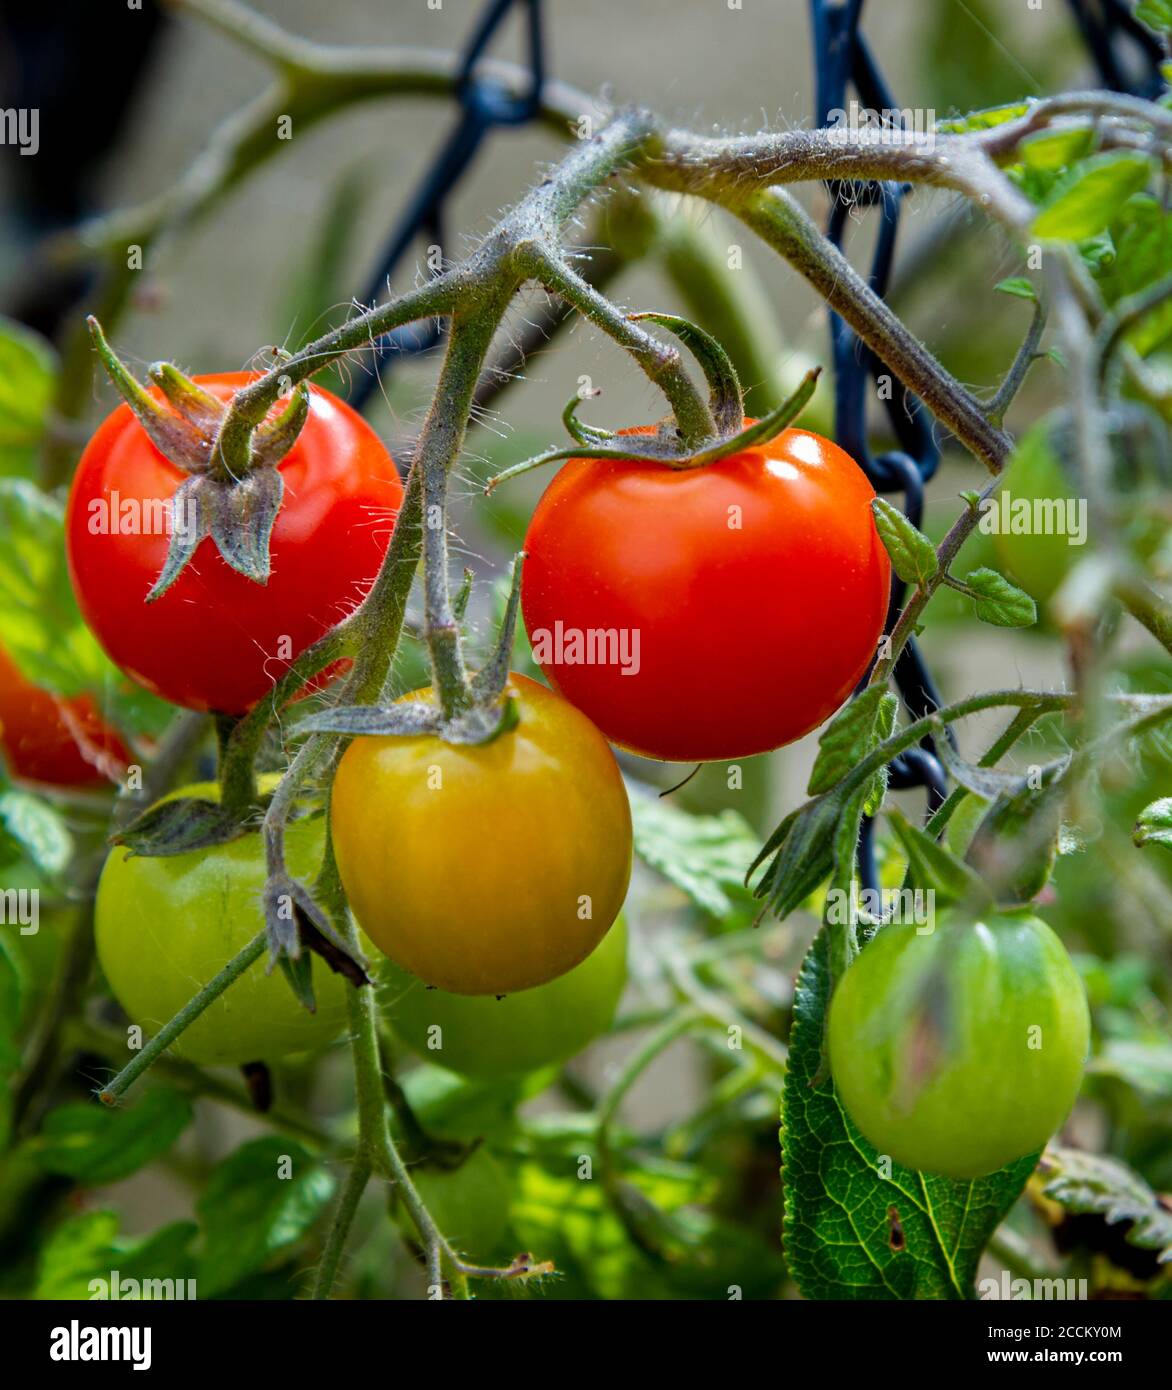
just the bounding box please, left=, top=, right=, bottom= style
left=332, top=674, right=631, bottom=995
left=521, top=427, right=890, bottom=762
left=3, top=0, right=1172, bottom=1323
left=828, top=910, right=1090, bottom=1179
left=66, top=375, right=403, bottom=714
left=382, top=915, right=627, bottom=1078
left=0, top=643, right=127, bottom=787
left=95, top=782, right=351, bottom=1065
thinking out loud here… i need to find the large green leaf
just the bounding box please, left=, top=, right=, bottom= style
left=0, top=480, right=106, bottom=696
left=0, top=318, right=56, bottom=479
left=0, top=478, right=173, bottom=736
left=196, top=1136, right=336, bottom=1296
left=1033, top=152, right=1154, bottom=241
left=781, top=929, right=1036, bottom=1299
left=0, top=789, right=72, bottom=875
left=1038, top=1146, right=1172, bottom=1263
left=34, top=1088, right=192, bottom=1184
left=630, top=792, right=759, bottom=919
left=33, top=1209, right=197, bottom=1299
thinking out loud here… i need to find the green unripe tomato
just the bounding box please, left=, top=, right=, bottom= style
left=399, top=1147, right=511, bottom=1261
left=95, top=781, right=350, bottom=1066
left=828, top=909, right=1089, bottom=1179
left=382, top=917, right=627, bottom=1080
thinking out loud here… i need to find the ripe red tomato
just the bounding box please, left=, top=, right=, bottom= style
left=0, top=644, right=127, bottom=787
left=66, top=374, right=403, bottom=714
left=520, top=427, right=889, bottom=762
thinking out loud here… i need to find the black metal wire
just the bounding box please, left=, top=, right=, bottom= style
left=809, top=0, right=948, bottom=891
left=810, top=0, right=1155, bottom=890
left=347, top=0, right=546, bottom=411
left=1065, top=0, right=1165, bottom=98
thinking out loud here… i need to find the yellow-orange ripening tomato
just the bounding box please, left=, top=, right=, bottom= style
left=95, top=781, right=350, bottom=1065
left=332, top=674, right=632, bottom=996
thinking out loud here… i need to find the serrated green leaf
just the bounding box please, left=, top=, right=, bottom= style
left=1089, top=1039, right=1172, bottom=1101
left=1134, top=796, right=1172, bottom=850
left=808, top=687, right=898, bottom=797
left=34, top=1088, right=192, bottom=1184
left=935, top=102, right=1031, bottom=134
left=1037, top=1145, right=1172, bottom=1262
left=755, top=791, right=846, bottom=920
left=964, top=567, right=1037, bottom=627
left=0, top=317, right=56, bottom=480
left=781, top=929, right=1037, bottom=1299
left=630, top=793, right=759, bottom=919
left=872, top=497, right=938, bottom=585
left=197, top=1137, right=336, bottom=1296
left=995, top=276, right=1038, bottom=301
left=1033, top=152, right=1154, bottom=241
left=0, top=790, right=72, bottom=874
left=1019, top=126, right=1095, bottom=172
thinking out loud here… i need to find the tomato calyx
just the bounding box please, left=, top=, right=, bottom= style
left=297, top=551, right=526, bottom=748
left=87, top=317, right=310, bottom=597
left=264, top=870, right=371, bottom=992
left=111, top=793, right=252, bottom=858
left=484, top=359, right=822, bottom=494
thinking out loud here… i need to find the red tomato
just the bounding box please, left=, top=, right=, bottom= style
left=66, top=374, right=403, bottom=714
left=0, top=644, right=128, bottom=787
left=521, top=426, right=890, bottom=762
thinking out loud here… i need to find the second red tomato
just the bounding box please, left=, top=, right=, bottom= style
left=66, top=374, right=403, bottom=714
left=521, top=427, right=890, bottom=762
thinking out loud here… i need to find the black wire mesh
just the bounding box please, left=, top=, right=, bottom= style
left=347, top=0, right=545, bottom=411
left=347, top=0, right=1148, bottom=887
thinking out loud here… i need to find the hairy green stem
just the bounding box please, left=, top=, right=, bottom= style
left=96, top=930, right=267, bottom=1104
left=312, top=1158, right=372, bottom=1300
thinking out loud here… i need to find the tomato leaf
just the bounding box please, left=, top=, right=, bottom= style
left=1133, top=796, right=1172, bottom=850
left=0, top=479, right=171, bottom=736
left=630, top=792, right=759, bottom=919
left=34, top=1088, right=192, bottom=1184
left=1135, top=0, right=1172, bottom=35
left=0, top=789, right=72, bottom=875
left=32, top=1210, right=197, bottom=1300
left=871, top=497, right=938, bottom=585
left=1019, top=126, right=1095, bottom=172
left=995, top=276, right=1039, bottom=302
left=1032, top=152, right=1155, bottom=241
left=1037, top=1146, right=1172, bottom=1263
left=781, top=928, right=1037, bottom=1299
left=934, top=101, right=1030, bottom=133
left=808, top=686, right=899, bottom=796
left=753, top=791, right=844, bottom=920
left=196, top=1136, right=336, bottom=1296
left=963, top=567, right=1037, bottom=627
left=0, top=317, right=56, bottom=479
